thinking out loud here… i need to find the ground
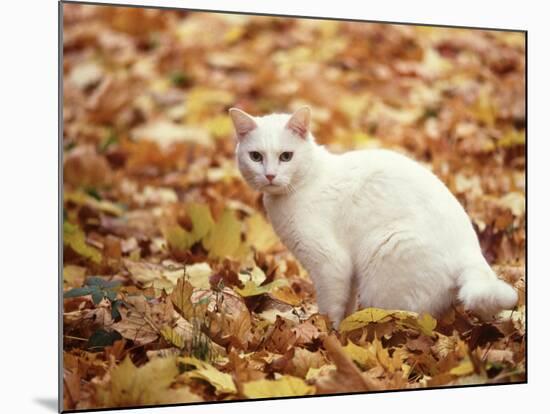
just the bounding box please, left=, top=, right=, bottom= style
left=62, top=4, right=525, bottom=410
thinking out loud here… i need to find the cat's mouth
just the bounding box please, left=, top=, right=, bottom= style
left=261, top=183, right=287, bottom=194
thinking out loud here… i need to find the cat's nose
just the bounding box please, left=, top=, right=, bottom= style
left=265, top=174, right=276, bottom=183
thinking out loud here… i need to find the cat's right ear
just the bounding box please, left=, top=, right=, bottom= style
left=228, top=108, right=257, bottom=139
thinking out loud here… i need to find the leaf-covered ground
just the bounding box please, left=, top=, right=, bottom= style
left=62, top=4, right=526, bottom=411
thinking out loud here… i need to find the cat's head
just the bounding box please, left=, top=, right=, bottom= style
left=229, top=106, right=314, bottom=195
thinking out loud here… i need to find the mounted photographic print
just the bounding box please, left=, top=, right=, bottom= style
left=60, top=1, right=526, bottom=411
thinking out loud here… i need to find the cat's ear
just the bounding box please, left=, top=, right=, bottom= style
left=286, top=106, right=311, bottom=139
left=229, top=108, right=257, bottom=139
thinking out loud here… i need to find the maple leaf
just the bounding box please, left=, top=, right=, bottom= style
left=340, top=307, right=437, bottom=337
left=245, top=212, right=280, bottom=252
left=235, top=278, right=288, bottom=297
left=179, top=356, right=237, bottom=394
left=291, top=348, right=327, bottom=377
left=111, top=295, right=172, bottom=345
left=203, top=208, right=247, bottom=259
left=163, top=203, right=215, bottom=252
left=96, top=355, right=201, bottom=407
left=242, top=375, right=315, bottom=398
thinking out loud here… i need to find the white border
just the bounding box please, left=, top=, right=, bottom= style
left=1, top=0, right=546, bottom=413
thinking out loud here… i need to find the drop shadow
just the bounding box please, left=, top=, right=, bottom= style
left=34, top=398, right=58, bottom=412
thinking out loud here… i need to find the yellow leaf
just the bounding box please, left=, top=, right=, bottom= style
left=242, top=375, right=315, bottom=398
left=339, top=307, right=437, bottom=337
left=339, top=308, right=404, bottom=332
left=450, top=360, right=474, bottom=376
left=235, top=279, right=288, bottom=297
left=204, top=114, right=234, bottom=139
left=367, top=337, right=393, bottom=372
left=185, top=263, right=212, bottom=289
left=96, top=355, right=201, bottom=407
left=246, top=213, right=280, bottom=252
left=305, top=364, right=336, bottom=381
left=160, top=315, right=193, bottom=349
left=164, top=203, right=215, bottom=252
left=185, top=87, right=234, bottom=123
left=187, top=203, right=215, bottom=241
left=270, top=286, right=303, bottom=306
left=342, top=340, right=376, bottom=369
left=500, top=33, right=526, bottom=48
left=170, top=278, right=197, bottom=322
left=498, top=129, right=525, bottom=148
left=472, top=86, right=496, bottom=127
left=238, top=266, right=266, bottom=286
left=203, top=208, right=245, bottom=259
left=163, top=225, right=194, bottom=252
left=64, top=191, right=124, bottom=216
left=224, top=26, right=245, bottom=43
left=63, top=265, right=86, bottom=288
left=179, top=356, right=237, bottom=394
left=162, top=262, right=213, bottom=289
left=416, top=313, right=438, bottom=337
left=63, top=222, right=102, bottom=264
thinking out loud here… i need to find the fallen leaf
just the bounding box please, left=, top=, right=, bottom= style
left=314, top=335, right=376, bottom=393
left=342, top=340, right=375, bottom=370
left=64, top=222, right=102, bottom=263
left=339, top=307, right=437, bottom=337
left=203, top=208, right=246, bottom=259
left=235, top=278, right=288, bottom=297
left=179, top=356, right=237, bottom=394
left=450, top=360, right=474, bottom=376
left=291, top=348, right=326, bottom=377
left=132, top=120, right=212, bottom=149
left=242, top=375, right=315, bottom=398
left=246, top=213, right=280, bottom=252
left=96, top=355, right=201, bottom=407
left=63, top=265, right=87, bottom=288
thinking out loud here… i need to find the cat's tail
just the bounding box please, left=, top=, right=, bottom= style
left=457, top=266, right=518, bottom=320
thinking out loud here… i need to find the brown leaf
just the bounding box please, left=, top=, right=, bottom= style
left=315, top=335, right=377, bottom=393
left=265, top=317, right=297, bottom=354
left=64, top=145, right=112, bottom=187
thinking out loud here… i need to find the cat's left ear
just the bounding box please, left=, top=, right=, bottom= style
left=229, top=108, right=257, bottom=139
left=286, top=106, right=311, bottom=139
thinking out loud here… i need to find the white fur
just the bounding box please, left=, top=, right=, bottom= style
left=231, top=108, right=518, bottom=327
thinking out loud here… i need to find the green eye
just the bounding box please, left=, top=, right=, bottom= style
left=249, top=151, right=263, bottom=162
left=279, top=152, right=293, bottom=162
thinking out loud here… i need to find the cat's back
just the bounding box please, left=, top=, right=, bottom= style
left=338, top=148, right=457, bottom=205
left=331, top=148, right=476, bottom=245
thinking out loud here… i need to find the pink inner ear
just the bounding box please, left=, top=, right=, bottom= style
left=237, top=123, right=255, bottom=138
left=287, top=123, right=307, bottom=138
left=230, top=109, right=257, bottom=138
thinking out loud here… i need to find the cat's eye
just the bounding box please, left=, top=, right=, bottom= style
left=279, top=152, right=293, bottom=162
left=249, top=151, right=263, bottom=162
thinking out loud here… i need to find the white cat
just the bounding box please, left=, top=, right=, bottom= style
left=229, top=106, right=518, bottom=327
